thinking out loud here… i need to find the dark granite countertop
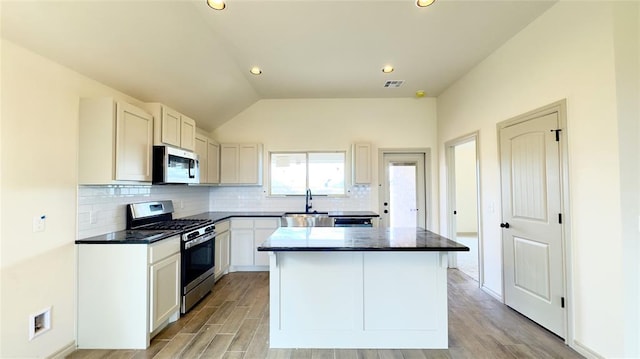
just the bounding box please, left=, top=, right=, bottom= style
left=75, top=229, right=181, bottom=244
left=184, top=211, right=379, bottom=223
left=257, top=227, right=469, bottom=252
left=76, top=211, right=380, bottom=244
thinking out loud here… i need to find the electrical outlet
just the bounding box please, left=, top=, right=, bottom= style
left=29, top=307, right=51, bottom=340
left=33, top=215, right=46, bottom=232
left=89, top=211, right=97, bottom=225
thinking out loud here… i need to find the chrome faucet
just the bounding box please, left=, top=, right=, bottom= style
left=305, top=189, right=313, bottom=213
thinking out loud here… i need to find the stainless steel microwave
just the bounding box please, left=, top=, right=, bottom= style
left=152, top=145, right=199, bottom=184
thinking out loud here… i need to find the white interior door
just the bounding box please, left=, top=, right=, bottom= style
left=380, top=153, right=426, bottom=228
left=499, top=112, right=565, bottom=338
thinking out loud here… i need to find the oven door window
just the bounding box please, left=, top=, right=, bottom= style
left=183, top=237, right=215, bottom=285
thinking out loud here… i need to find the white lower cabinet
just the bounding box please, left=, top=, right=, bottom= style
left=230, top=217, right=279, bottom=271
left=149, top=252, right=180, bottom=332
left=77, top=236, right=180, bottom=349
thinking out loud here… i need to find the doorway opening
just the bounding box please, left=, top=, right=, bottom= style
left=378, top=150, right=430, bottom=229
left=446, top=133, right=482, bottom=283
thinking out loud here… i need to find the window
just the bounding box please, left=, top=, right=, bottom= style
left=270, top=152, right=345, bottom=196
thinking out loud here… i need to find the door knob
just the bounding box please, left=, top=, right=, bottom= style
left=500, top=222, right=510, bottom=228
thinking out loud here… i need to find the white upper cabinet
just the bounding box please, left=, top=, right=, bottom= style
left=207, top=140, right=220, bottom=184
left=352, top=143, right=372, bottom=184
left=220, top=144, right=262, bottom=185
left=194, top=133, right=220, bottom=185
left=180, top=115, right=196, bottom=151
left=79, top=98, right=153, bottom=184
left=144, top=103, right=196, bottom=151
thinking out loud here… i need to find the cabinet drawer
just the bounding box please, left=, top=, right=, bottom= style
left=216, top=220, right=230, bottom=233
left=149, top=236, right=180, bottom=264
left=254, top=218, right=279, bottom=229
left=231, top=219, right=254, bottom=229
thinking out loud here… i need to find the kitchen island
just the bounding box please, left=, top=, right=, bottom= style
left=257, top=227, right=469, bottom=349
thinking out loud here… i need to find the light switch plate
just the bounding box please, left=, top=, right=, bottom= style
left=33, top=215, right=46, bottom=232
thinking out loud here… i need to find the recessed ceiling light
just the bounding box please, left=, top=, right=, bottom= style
left=250, top=66, right=262, bottom=75
left=381, top=65, right=394, bottom=74
left=416, top=0, right=435, bottom=8
left=206, top=0, right=225, bottom=10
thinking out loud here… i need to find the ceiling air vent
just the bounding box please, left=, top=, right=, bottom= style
left=383, top=80, right=404, bottom=88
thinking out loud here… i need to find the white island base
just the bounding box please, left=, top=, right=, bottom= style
left=268, top=251, right=449, bottom=349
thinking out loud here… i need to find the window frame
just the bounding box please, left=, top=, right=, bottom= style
left=268, top=150, right=347, bottom=197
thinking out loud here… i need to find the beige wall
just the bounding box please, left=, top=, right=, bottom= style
left=437, top=2, right=638, bottom=358
left=212, top=98, right=439, bottom=229
left=0, top=40, right=144, bottom=358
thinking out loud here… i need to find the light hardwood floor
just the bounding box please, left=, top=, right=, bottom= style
left=67, top=270, right=583, bottom=359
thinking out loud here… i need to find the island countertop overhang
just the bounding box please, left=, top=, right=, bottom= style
left=257, top=227, right=469, bottom=252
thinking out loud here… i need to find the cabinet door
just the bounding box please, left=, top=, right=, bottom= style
left=149, top=253, right=180, bottom=332
left=115, top=102, right=153, bottom=181
left=353, top=143, right=371, bottom=184
left=254, top=228, right=277, bottom=266
left=208, top=141, right=220, bottom=184
left=230, top=229, right=254, bottom=266
left=220, top=144, right=239, bottom=183
left=195, top=135, right=208, bottom=184
left=161, top=107, right=181, bottom=147
left=180, top=116, right=196, bottom=151
left=238, top=144, right=259, bottom=184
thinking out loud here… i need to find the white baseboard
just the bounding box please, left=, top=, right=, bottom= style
left=572, top=340, right=604, bottom=359
left=481, top=285, right=503, bottom=302
left=47, top=341, right=76, bottom=359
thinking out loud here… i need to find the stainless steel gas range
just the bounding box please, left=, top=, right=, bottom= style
left=127, top=200, right=215, bottom=314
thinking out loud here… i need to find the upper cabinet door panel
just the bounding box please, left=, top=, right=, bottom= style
left=220, top=144, right=239, bottom=183
left=161, top=107, right=181, bottom=147
left=180, top=116, right=196, bottom=151
left=238, top=144, right=259, bottom=184
left=208, top=141, right=220, bottom=184
left=115, top=102, right=153, bottom=181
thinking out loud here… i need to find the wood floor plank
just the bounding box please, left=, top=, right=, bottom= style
left=356, top=349, right=380, bottom=359
left=182, top=306, right=220, bottom=333
left=267, top=348, right=293, bottom=359
left=199, top=334, right=235, bottom=359
left=207, top=301, right=238, bottom=325
left=178, top=324, right=222, bottom=358
left=311, top=349, right=335, bottom=359
left=153, top=333, right=194, bottom=359
left=378, top=349, right=404, bottom=359
left=400, top=350, right=426, bottom=359
left=244, top=323, right=269, bottom=358
left=335, top=349, right=358, bottom=359
left=227, top=318, right=260, bottom=352
left=220, top=306, right=252, bottom=334
left=130, top=340, right=169, bottom=359
left=221, top=351, right=246, bottom=359
left=290, top=348, right=312, bottom=359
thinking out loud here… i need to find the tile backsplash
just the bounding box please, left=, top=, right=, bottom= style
left=78, top=185, right=210, bottom=239
left=209, top=185, right=372, bottom=212
left=78, top=184, right=372, bottom=239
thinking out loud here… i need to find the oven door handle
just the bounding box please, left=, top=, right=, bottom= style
left=184, top=233, right=215, bottom=250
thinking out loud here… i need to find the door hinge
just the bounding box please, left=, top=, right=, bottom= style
left=561, top=297, right=565, bottom=308
left=551, top=129, right=562, bottom=142
left=558, top=213, right=562, bottom=224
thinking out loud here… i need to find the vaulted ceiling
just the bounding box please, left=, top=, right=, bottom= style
left=1, top=0, right=555, bottom=131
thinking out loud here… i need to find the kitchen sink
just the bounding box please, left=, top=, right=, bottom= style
left=281, top=212, right=334, bottom=227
